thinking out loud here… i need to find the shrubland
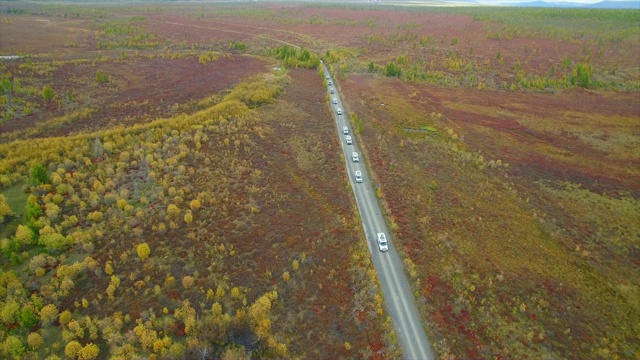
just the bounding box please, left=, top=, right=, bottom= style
left=342, top=75, right=639, bottom=359
left=0, top=63, right=394, bottom=358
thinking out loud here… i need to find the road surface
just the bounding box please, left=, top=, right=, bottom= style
left=322, top=63, right=436, bottom=360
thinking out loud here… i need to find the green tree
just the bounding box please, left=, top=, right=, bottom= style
left=42, top=85, right=55, bottom=101
left=2, top=336, right=26, bottom=359
left=0, top=78, right=12, bottom=95
left=233, top=41, right=247, bottom=51
left=19, top=305, right=39, bottom=329
left=29, top=163, right=50, bottom=185
left=39, top=233, right=69, bottom=253
left=384, top=62, right=402, bottom=77
left=25, top=202, right=43, bottom=225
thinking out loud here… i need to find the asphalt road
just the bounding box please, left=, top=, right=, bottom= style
left=322, top=63, right=435, bottom=360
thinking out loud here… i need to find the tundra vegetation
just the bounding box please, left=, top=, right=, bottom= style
left=1, top=2, right=639, bottom=360
left=0, top=4, right=397, bottom=360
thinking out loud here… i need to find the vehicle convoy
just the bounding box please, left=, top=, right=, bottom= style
left=322, top=65, right=434, bottom=359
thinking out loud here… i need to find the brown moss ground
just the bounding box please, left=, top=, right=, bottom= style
left=1, top=53, right=268, bottom=141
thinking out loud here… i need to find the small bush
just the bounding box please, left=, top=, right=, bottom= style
left=42, top=85, right=55, bottom=101
left=95, top=70, right=109, bottom=84
left=182, top=276, right=195, bottom=289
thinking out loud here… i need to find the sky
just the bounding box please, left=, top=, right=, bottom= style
left=477, top=0, right=635, bottom=2
left=477, top=0, right=640, bottom=5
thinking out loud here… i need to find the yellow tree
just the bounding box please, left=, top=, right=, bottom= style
left=189, top=199, right=201, bottom=212
left=39, top=304, right=59, bottom=326
left=15, top=225, right=34, bottom=245
left=137, top=243, right=151, bottom=261
left=249, top=294, right=273, bottom=339
left=216, top=285, right=226, bottom=299
left=166, top=204, right=180, bottom=219
left=59, top=310, right=72, bottom=325
left=0, top=299, right=20, bottom=325
left=27, top=332, right=43, bottom=350
left=105, top=261, right=114, bottom=275
left=184, top=211, right=193, bottom=224
left=0, top=194, right=10, bottom=223
left=221, top=346, right=250, bottom=360
left=77, top=343, right=100, bottom=359
left=182, top=276, right=195, bottom=289
left=65, top=340, right=82, bottom=358
left=174, top=300, right=196, bottom=335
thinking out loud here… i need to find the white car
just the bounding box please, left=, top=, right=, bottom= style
left=352, top=152, right=359, bottom=162
left=345, top=135, right=352, bottom=145
left=355, top=170, right=363, bottom=183
left=343, top=126, right=349, bottom=135
left=332, top=98, right=337, bottom=104
left=325, top=75, right=329, bottom=79
left=336, top=108, right=342, bottom=115
left=330, top=89, right=335, bottom=94
left=328, top=81, right=332, bottom=86
left=377, top=232, right=388, bottom=252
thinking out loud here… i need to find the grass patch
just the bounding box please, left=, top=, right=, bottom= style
left=0, top=181, right=27, bottom=240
